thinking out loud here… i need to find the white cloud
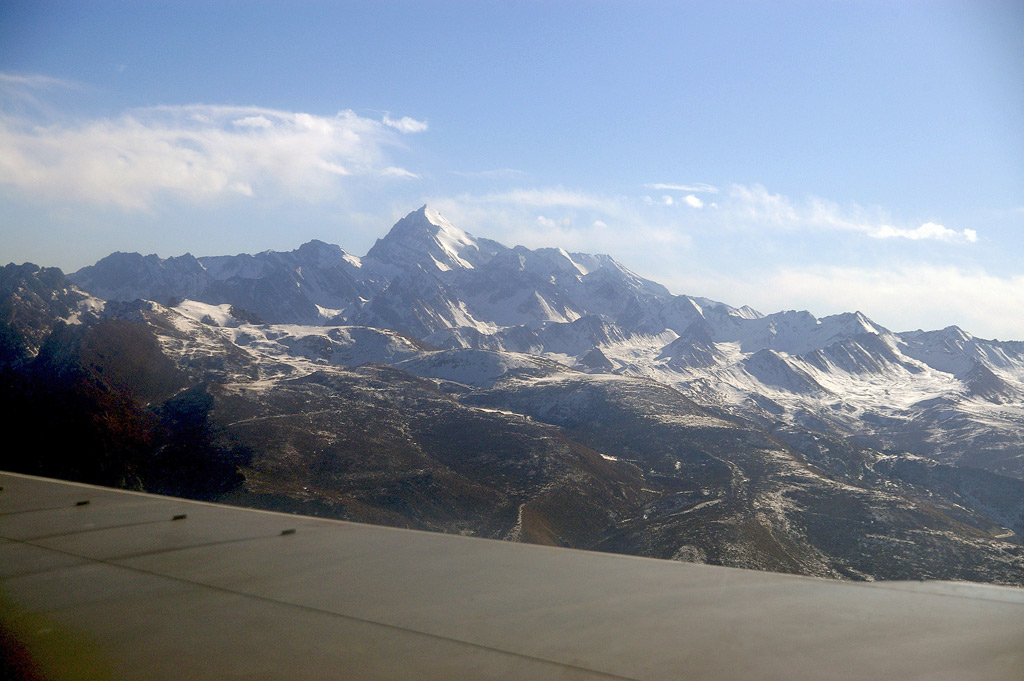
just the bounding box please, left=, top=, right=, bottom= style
left=317, top=160, right=351, bottom=176
left=537, top=215, right=573, bottom=229
left=448, top=168, right=527, bottom=179
left=228, top=181, right=254, bottom=197
left=870, top=221, right=978, bottom=243
left=0, top=104, right=423, bottom=209
left=381, top=114, right=428, bottom=133
left=647, top=182, right=719, bottom=194
left=727, top=184, right=800, bottom=226
left=380, top=166, right=420, bottom=179
left=232, top=115, right=273, bottom=129
left=728, top=185, right=979, bottom=243
left=645, top=192, right=703, bottom=208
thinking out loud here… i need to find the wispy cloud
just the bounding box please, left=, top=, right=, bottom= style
left=381, top=113, right=428, bottom=133
left=726, top=184, right=800, bottom=225
left=448, top=168, right=527, bottom=179
left=731, top=184, right=979, bottom=243
left=0, top=72, right=84, bottom=114
left=646, top=182, right=719, bottom=194
left=537, top=215, right=573, bottom=230
left=0, top=72, right=81, bottom=90
left=0, top=104, right=423, bottom=209
left=428, top=187, right=691, bottom=258
left=869, top=222, right=977, bottom=243
left=430, top=178, right=980, bottom=269
left=463, top=187, right=624, bottom=212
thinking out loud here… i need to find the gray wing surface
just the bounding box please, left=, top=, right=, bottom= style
left=2, top=470, right=1022, bottom=680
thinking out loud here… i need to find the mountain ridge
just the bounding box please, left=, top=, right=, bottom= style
left=4, top=234, right=1024, bottom=585
left=59, top=206, right=1024, bottom=480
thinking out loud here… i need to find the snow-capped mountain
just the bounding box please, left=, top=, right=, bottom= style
left=67, top=205, right=1024, bottom=479
left=71, top=239, right=376, bottom=325
left=365, top=205, right=503, bottom=272
left=70, top=205, right=675, bottom=335
left=6, top=242, right=1024, bottom=586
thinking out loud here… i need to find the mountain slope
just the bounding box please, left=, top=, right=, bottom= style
left=4, top=264, right=1024, bottom=584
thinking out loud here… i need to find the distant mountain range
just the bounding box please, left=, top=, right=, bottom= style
left=70, top=205, right=1024, bottom=477
left=3, top=206, right=1023, bottom=585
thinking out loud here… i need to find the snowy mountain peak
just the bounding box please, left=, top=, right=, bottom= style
left=734, top=305, right=763, bottom=320
left=366, top=205, right=486, bottom=272
left=295, top=239, right=361, bottom=269
left=943, top=325, right=973, bottom=342
left=420, top=204, right=455, bottom=228
left=823, top=311, right=882, bottom=336
left=70, top=251, right=207, bottom=302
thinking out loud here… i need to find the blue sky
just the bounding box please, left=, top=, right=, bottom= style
left=1, top=1, right=1022, bottom=339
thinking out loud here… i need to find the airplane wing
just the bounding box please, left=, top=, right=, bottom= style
left=2, top=470, right=1022, bottom=680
